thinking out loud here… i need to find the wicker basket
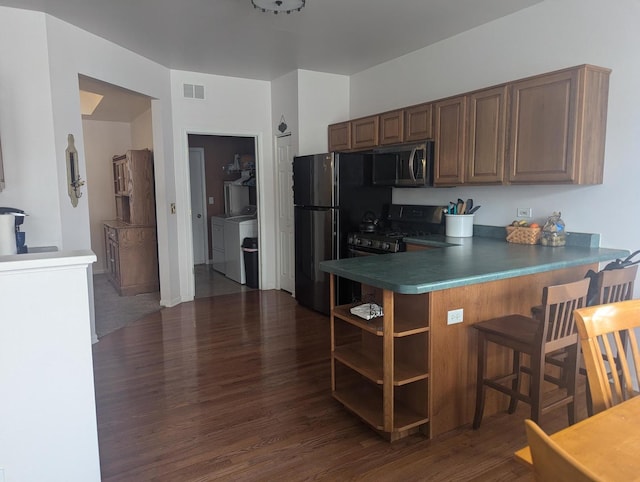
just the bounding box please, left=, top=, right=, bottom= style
left=505, top=226, right=542, bottom=245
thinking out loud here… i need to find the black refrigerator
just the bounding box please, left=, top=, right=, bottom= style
left=293, top=152, right=391, bottom=315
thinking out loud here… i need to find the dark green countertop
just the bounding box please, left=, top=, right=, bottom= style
left=320, top=236, right=629, bottom=295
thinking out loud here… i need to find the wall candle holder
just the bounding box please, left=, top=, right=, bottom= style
left=66, top=133, right=84, bottom=207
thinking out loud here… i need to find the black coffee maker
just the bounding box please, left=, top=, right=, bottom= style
left=0, top=207, right=27, bottom=253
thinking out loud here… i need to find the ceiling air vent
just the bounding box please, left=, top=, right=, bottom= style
left=183, top=83, right=205, bottom=99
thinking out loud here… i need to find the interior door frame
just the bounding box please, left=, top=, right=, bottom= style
left=183, top=130, right=261, bottom=300
left=188, top=147, right=208, bottom=265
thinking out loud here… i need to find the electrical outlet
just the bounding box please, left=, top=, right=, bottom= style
left=517, top=207, right=532, bottom=218
left=447, top=308, right=463, bottom=325
left=170, top=203, right=176, bottom=214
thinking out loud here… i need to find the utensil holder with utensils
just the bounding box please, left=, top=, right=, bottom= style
left=445, top=214, right=475, bottom=237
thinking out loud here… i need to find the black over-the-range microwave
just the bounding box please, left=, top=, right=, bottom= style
left=371, top=141, right=434, bottom=187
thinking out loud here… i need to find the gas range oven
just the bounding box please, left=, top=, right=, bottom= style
left=346, top=204, right=446, bottom=256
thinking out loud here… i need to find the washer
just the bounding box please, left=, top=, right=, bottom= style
left=223, top=216, right=258, bottom=284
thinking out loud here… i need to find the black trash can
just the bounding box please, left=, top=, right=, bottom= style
left=242, top=237, right=259, bottom=288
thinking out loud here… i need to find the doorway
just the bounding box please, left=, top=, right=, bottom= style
left=79, top=75, right=161, bottom=339
left=187, top=134, right=259, bottom=298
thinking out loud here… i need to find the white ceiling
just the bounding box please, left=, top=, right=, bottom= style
left=4, top=0, right=543, bottom=122
left=2, top=0, right=542, bottom=81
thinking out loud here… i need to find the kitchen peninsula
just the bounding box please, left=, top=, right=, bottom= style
left=320, top=236, right=628, bottom=441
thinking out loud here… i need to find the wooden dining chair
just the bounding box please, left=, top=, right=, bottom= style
left=574, top=298, right=640, bottom=414
left=546, top=265, right=637, bottom=414
left=473, top=278, right=590, bottom=429
left=524, top=419, right=603, bottom=482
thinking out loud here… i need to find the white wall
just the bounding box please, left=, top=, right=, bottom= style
left=349, top=0, right=640, bottom=278
left=83, top=120, right=133, bottom=272
left=272, top=70, right=299, bottom=155
left=298, top=70, right=350, bottom=155
left=0, top=9, right=62, bottom=248
left=1, top=6, right=177, bottom=299
left=170, top=70, right=275, bottom=297
left=132, top=108, right=154, bottom=150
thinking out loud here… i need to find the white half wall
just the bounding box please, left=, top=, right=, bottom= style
left=0, top=252, right=100, bottom=482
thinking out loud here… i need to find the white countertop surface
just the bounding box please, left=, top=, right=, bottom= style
left=0, top=249, right=96, bottom=272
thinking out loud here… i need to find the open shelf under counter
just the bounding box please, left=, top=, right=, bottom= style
left=334, top=344, right=429, bottom=386
left=333, top=303, right=430, bottom=337
left=333, top=383, right=429, bottom=436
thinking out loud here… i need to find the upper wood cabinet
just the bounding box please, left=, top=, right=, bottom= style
left=328, top=122, right=351, bottom=152
left=351, top=115, right=379, bottom=150
left=466, top=85, right=507, bottom=184
left=379, top=110, right=404, bottom=145
left=507, top=65, right=610, bottom=184
left=434, top=96, right=466, bottom=186
left=326, top=64, right=609, bottom=185
left=404, top=103, right=433, bottom=142
left=112, top=149, right=156, bottom=226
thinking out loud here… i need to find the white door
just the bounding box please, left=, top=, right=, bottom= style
left=189, top=148, right=208, bottom=265
left=276, top=135, right=295, bottom=294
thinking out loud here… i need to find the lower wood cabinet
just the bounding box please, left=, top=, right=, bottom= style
left=104, top=221, right=159, bottom=296
left=330, top=276, right=430, bottom=441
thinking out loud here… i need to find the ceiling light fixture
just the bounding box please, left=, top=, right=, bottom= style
left=251, top=0, right=305, bottom=14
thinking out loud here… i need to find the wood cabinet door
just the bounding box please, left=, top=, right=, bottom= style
left=434, top=96, right=466, bottom=185
left=466, top=86, right=507, bottom=184
left=507, top=69, right=579, bottom=183
left=104, top=232, right=120, bottom=284
left=351, top=116, right=379, bottom=150
left=127, top=150, right=156, bottom=225
left=113, top=158, right=128, bottom=195
left=404, top=103, right=433, bottom=142
left=379, top=110, right=404, bottom=145
left=328, top=122, right=351, bottom=152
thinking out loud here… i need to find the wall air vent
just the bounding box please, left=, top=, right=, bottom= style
left=183, top=83, right=205, bottom=99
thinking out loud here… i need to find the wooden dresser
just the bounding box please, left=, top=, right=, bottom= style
left=103, top=149, right=158, bottom=295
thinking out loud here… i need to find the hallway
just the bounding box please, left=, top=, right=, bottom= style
left=94, top=265, right=254, bottom=338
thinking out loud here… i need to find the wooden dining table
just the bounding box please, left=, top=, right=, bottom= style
left=515, top=395, right=640, bottom=480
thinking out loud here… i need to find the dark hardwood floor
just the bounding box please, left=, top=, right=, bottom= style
left=93, top=290, right=586, bottom=481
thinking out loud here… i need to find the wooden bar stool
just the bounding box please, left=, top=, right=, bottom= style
left=545, top=265, right=637, bottom=415
left=472, top=278, right=590, bottom=429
